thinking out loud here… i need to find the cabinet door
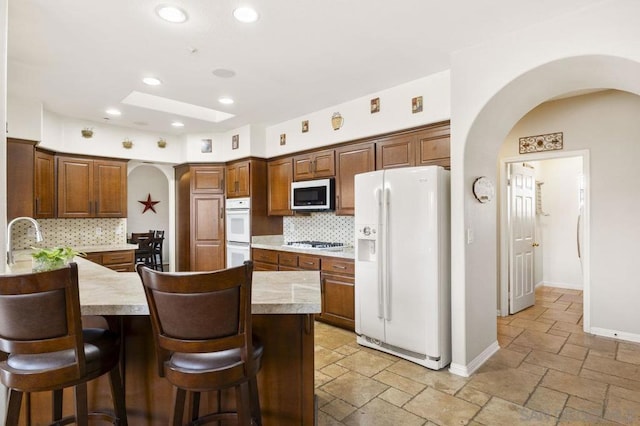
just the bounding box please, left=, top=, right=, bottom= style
left=335, top=142, right=374, bottom=215
left=34, top=150, right=56, bottom=218
left=94, top=160, right=127, bottom=217
left=375, top=134, right=416, bottom=169
left=7, top=139, right=35, bottom=220
left=191, top=194, right=225, bottom=271
left=192, top=166, right=225, bottom=193
left=416, top=125, right=450, bottom=168
left=267, top=158, right=293, bottom=216
left=292, top=154, right=314, bottom=181
left=57, top=156, right=94, bottom=218
left=226, top=161, right=250, bottom=197
left=312, top=149, right=335, bottom=178
left=226, top=164, right=238, bottom=196
left=293, top=150, right=335, bottom=181
left=320, top=273, right=355, bottom=331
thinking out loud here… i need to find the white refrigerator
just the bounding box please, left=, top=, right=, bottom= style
left=354, top=166, right=450, bottom=370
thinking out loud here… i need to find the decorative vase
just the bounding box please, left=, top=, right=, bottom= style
left=331, top=112, right=343, bottom=131
left=81, top=128, right=93, bottom=138
left=157, top=139, right=167, bottom=148
left=122, top=140, right=133, bottom=149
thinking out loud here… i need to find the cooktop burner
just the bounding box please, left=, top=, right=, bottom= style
left=284, top=241, right=345, bottom=250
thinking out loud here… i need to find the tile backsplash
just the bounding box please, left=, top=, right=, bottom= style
left=10, top=218, right=127, bottom=250
left=283, top=212, right=354, bottom=246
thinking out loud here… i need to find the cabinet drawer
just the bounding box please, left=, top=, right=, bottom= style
left=102, top=250, right=134, bottom=266
left=278, top=265, right=300, bottom=271
left=298, top=255, right=320, bottom=270
left=254, top=261, right=279, bottom=271
left=278, top=252, right=298, bottom=267
left=84, top=253, right=102, bottom=264
left=321, top=258, right=354, bottom=275
left=106, top=263, right=135, bottom=272
left=252, top=249, right=278, bottom=264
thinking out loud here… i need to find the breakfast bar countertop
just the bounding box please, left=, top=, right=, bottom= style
left=5, top=256, right=321, bottom=316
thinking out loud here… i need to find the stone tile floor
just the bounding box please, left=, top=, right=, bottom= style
left=315, top=286, right=640, bottom=425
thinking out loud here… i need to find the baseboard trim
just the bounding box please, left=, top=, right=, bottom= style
left=448, top=341, right=500, bottom=377
left=590, top=327, right=640, bottom=344
left=539, top=281, right=583, bottom=291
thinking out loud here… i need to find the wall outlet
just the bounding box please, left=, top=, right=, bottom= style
left=95, top=227, right=102, bottom=236
left=466, top=228, right=474, bottom=244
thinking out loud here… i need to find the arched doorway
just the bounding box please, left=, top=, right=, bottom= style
left=451, top=55, right=640, bottom=376
left=127, top=163, right=176, bottom=271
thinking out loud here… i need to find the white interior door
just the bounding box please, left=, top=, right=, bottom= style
left=509, top=163, right=537, bottom=314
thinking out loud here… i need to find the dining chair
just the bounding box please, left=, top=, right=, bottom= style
left=131, top=232, right=155, bottom=268
left=149, top=230, right=165, bottom=271
left=0, top=263, right=128, bottom=426
left=136, top=261, right=262, bottom=426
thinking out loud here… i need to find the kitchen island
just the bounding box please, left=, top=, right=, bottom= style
left=3, top=256, right=320, bottom=425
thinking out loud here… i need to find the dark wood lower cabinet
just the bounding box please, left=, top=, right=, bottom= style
left=252, top=248, right=355, bottom=331
left=84, top=250, right=135, bottom=272
left=20, top=314, right=315, bottom=425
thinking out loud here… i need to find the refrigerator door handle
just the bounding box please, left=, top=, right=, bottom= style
left=376, top=188, right=384, bottom=319
left=384, top=186, right=391, bottom=321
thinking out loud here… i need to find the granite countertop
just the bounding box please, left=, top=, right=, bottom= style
left=76, top=244, right=139, bottom=253
left=251, top=235, right=355, bottom=260
left=4, top=255, right=320, bottom=316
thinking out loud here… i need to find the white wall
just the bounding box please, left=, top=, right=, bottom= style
left=265, top=71, right=450, bottom=157
left=451, top=0, right=640, bottom=374
left=0, top=0, right=9, bottom=416
left=7, top=95, right=41, bottom=141
left=535, top=158, right=583, bottom=289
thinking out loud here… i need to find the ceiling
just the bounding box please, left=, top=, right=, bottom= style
left=7, top=0, right=604, bottom=135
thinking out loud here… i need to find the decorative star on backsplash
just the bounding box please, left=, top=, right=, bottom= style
left=138, top=193, right=160, bottom=214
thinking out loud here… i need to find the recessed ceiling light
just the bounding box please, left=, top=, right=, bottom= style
left=105, top=108, right=121, bottom=116
left=156, top=5, right=188, bottom=23
left=212, top=68, right=236, bottom=78
left=171, top=121, right=185, bottom=127
left=233, top=7, right=259, bottom=23
left=142, top=77, right=162, bottom=86
left=218, top=97, right=234, bottom=105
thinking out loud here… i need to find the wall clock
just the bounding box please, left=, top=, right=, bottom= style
left=472, top=177, right=494, bottom=203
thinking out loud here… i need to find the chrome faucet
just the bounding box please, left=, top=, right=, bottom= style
left=6, top=217, right=44, bottom=265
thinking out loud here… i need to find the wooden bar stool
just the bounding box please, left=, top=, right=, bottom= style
left=0, top=263, right=128, bottom=426
left=137, top=261, right=262, bottom=426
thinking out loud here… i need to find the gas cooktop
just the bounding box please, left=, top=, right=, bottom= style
left=284, top=241, right=345, bottom=250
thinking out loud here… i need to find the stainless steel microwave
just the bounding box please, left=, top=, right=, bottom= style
left=291, top=178, right=335, bottom=211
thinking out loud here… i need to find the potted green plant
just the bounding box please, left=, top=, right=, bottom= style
left=31, top=247, right=85, bottom=272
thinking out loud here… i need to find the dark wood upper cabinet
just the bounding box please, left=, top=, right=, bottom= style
left=57, top=156, right=127, bottom=218
left=192, top=166, right=225, bottom=193
left=226, top=160, right=250, bottom=198
left=6, top=139, right=36, bottom=220
left=34, top=149, right=56, bottom=218
left=416, top=124, right=451, bottom=168
left=293, top=149, right=335, bottom=181
left=335, top=142, right=375, bottom=216
left=267, top=157, right=293, bottom=216
left=375, top=134, right=417, bottom=169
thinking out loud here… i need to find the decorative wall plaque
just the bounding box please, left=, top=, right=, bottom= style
left=412, top=96, right=423, bottom=113
left=201, top=139, right=212, bottom=153
left=301, top=120, right=309, bottom=133
left=279, top=133, right=286, bottom=145
left=232, top=134, right=239, bottom=149
left=519, top=132, right=563, bottom=154
left=370, top=97, right=380, bottom=113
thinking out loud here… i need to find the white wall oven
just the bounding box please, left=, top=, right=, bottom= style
left=225, top=197, right=251, bottom=268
